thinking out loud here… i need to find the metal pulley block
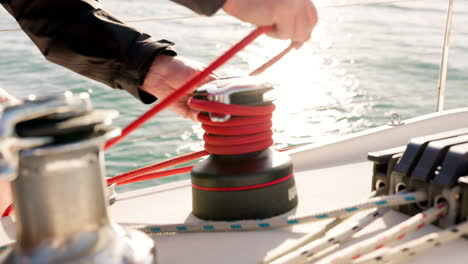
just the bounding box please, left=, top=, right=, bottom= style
left=193, top=76, right=275, bottom=122
left=0, top=92, right=157, bottom=264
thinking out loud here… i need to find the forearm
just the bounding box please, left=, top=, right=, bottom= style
left=1, top=0, right=174, bottom=103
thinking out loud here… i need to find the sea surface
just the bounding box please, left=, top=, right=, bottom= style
left=0, top=0, right=467, bottom=192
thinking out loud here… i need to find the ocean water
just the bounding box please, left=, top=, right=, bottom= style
left=0, top=0, right=467, bottom=192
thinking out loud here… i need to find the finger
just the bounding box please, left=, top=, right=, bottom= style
left=295, top=1, right=316, bottom=44
left=265, top=25, right=285, bottom=40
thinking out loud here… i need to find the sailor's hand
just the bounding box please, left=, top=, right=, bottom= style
left=223, top=0, right=318, bottom=47
left=140, top=55, right=217, bottom=121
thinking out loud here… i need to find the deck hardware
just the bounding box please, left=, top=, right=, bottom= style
left=370, top=128, right=468, bottom=228
left=190, top=77, right=297, bottom=220
left=436, top=0, right=454, bottom=112
left=192, top=76, right=274, bottom=122
left=0, top=92, right=156, bottom=264
left=388, top=113, right=404, bottom=126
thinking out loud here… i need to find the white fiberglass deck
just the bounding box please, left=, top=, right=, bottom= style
left=109, top=162, right=468, bottom=264
left=2, top=108, right=468, bottom=263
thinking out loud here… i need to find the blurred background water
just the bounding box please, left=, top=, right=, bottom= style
left=0, top=0, right=467, bottom=192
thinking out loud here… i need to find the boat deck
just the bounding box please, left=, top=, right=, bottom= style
left=3, top=109, right=468, bottom=263
left=109, top=161, right=468, bottom=264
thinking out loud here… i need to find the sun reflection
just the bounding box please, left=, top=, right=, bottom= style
left=232, top=23, right=364, bottom=147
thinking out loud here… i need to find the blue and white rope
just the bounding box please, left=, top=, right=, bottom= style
left=269, top=208, right=390, bottom=264
left=138, top=192, right=426, bottom=234
left=354, top=221, right=468, bottom=264
left=0, top=243, right=12, bottom=254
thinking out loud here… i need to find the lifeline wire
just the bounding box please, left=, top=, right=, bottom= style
left=136, top=192, right=425, bottom=234
left=0, top=0, right=424, bottom=32
left=269, top=208, right=390, bottom=264
left=316, top=203, right=448, bottom=264
left=354, top=221, right=468, bottom=264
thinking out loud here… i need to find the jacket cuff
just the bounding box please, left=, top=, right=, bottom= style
left=115, top=36, right=176, bottom=104
left=171, top=0, right=226, bottom=16
left=196, top=0, right=226, bottom=16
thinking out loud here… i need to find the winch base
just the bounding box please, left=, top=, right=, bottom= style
left=191, top=148, right=298, bottom=220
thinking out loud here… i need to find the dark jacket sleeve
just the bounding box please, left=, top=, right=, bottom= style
left=1, top=0, right=177, bottom=103
left=170, top=0, right=226, bottom=16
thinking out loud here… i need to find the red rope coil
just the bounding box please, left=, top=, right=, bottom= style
left=188, top=98, right=275, bottom=155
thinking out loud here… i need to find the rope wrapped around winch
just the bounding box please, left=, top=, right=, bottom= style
left=189, top=99, right=275, bottom=155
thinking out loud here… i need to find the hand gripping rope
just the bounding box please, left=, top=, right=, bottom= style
left=104, top=25, right=277, bottom=150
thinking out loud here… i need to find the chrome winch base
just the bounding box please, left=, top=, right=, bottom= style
left=0, top=92, right=156, bottom=263
left=1, top=223, right=155, bottom=264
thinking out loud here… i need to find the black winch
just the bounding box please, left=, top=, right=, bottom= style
left=189, top=77, right=298, bottom=220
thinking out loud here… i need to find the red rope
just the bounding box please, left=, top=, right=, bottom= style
left=115, top=166, right=193, bottom=186
left=249, top=43, right=295, bottom=76
left=107, top=150, right=208, bottom=186
left=1, top=204, right=12, bottom=217
left=192, top=173, right=293, bottom=191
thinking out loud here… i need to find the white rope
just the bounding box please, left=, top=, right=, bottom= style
left=136, top=192, right=426, bottom=234
left=354, top=221, right=468, bottom=264
left=262, top=191, right=387, bottom=264
left=315, top=204, right=448, bottom=264
left=268, top=208, right=390, bottom=264
left=262, top=218, right=346, bottom=264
